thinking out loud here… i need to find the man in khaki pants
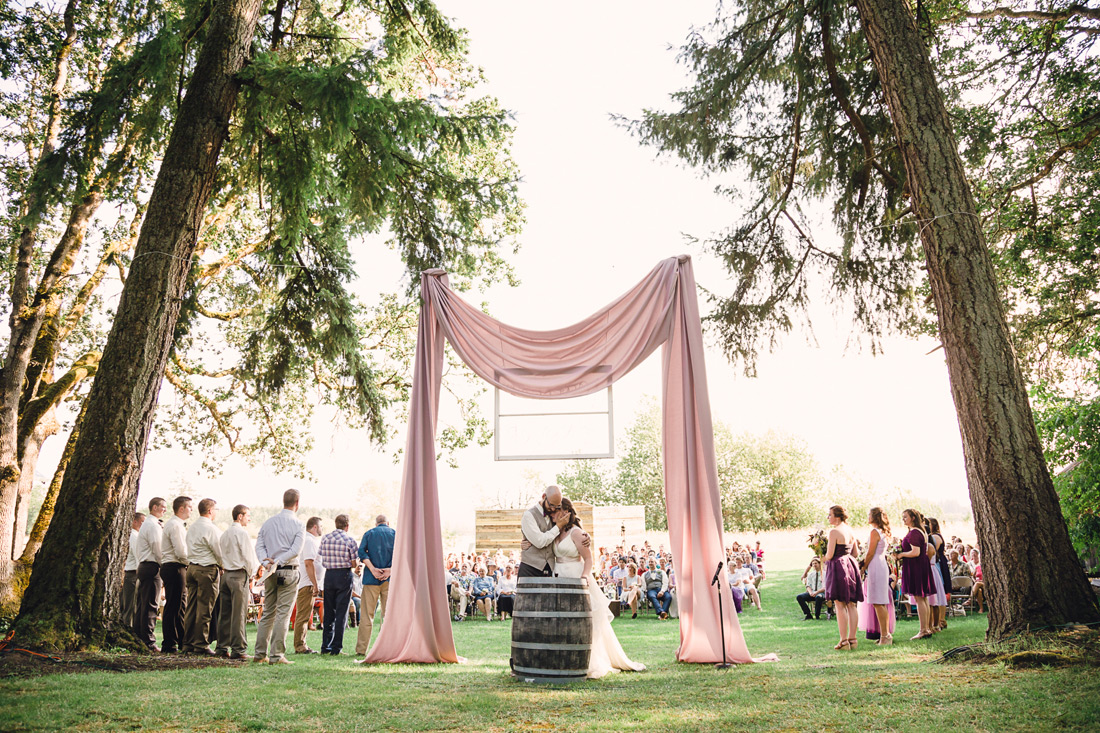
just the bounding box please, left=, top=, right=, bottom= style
left=293, top=517, right=324, bottom=654
left=355, top=515, right=395, bottom=657
left=216, top=504, right=259, bottom=659
left=182, top=499, right=223, bottom=655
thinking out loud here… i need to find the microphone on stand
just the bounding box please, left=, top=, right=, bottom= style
left=713, top=560, right=731, bottom=670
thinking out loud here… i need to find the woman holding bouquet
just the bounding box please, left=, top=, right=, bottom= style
left=893, top=508, right=935, bottom=639
left=858, top=507, right=895, bottom=645
left=824, top=505, right=864, bottom=650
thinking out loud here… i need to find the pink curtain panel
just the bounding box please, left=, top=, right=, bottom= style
left=365, top=256, right=774, bottom=664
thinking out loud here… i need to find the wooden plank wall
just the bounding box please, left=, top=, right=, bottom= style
left=475, top=503, right=645, bottom=554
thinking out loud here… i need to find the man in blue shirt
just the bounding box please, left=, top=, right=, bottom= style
left=354, top=514, right=395, bottom=657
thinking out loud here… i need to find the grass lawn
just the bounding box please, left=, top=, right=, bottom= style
left=1, top=569, right=1097, bottom=731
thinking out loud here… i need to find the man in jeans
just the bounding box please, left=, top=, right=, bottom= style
left=797, top=557, right=827, bottom=620
left=642, top=558, right=672, bottom=619
left=254, top=490, right=305, bottom=664
left=318, top=514, right=360, bottom=655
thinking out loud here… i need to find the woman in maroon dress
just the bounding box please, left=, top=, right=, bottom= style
left=892, top=508, right=935, bottom=640
left=824, top=505, right=864, bottom=650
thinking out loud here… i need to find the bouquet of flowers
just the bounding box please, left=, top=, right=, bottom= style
left=807, top=529, right=827, bottom=556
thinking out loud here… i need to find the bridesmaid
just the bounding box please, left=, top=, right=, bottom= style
left=859, top=507, right=895, bottom=645
left=892, top=508, right=935, bottom=639
left=924, top=517, right=949, bottom=632
left=823, top=505, right=864, bottom=650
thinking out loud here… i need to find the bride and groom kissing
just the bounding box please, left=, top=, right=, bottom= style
left=518, top=485, right=644, bottom=679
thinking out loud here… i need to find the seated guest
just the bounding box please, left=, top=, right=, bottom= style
left=969, top=549, right=986, bottom=613
left=611, top=558, right=629, bottom=596
left=470, top=566, right=496, bottom=621
left=642, top=559, right=671, bottom=619
left=731, top=558, right=762, bottom=610
left=496, top=565, right=517, bottom=620
left=726, top=565, right=744, bottom=613
left=797, top=558, right=826, bottom=619
left=450, top=564, right=473, bottom=621
left=620, top=563, right=643, bottom=619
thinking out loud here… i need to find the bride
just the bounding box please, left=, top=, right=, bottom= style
left=553, top=498, right=645, bottom=679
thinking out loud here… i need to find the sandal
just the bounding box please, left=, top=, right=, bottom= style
left=834, top=639, right=850, bottom=650
left=847, top=637, right=858, bottom=651
left=877, top=634, right=893, bottom=646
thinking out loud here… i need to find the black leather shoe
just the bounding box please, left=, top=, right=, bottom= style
left=228, top=652, right=246, bottom=660
left=215, top=649, right=230, bottom=658
left=295, top=648, right=320, bottom=654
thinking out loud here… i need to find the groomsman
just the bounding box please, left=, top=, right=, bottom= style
left=216, top=505, right=259, bottom=659
left=120, top=512, right=145, bottom=628
left=355, top=514, right=395, bottom=656
left=182, top=499, right=223, bottom=655
left=254, top=490, right=305, bottom=664
left=318, top=515, right=360, bottom=655
left=160, top=496, right=191, bottom=653
left=293, top=517, right=325, bottom=655
left=133, top=498, right=166, bottom=651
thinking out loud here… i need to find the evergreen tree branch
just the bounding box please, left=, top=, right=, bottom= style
left=164, top=368, right=240, bottom=451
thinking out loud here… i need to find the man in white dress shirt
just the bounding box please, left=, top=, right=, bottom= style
left=160, top=495, right=192, bottom=653
left=120, top=512, right=145, bottom=628
left=518, top=486, right=570, bottom=577
left=254, top=489, right=305, bottom=664
left=293, top=516, right=325, bottom=654
left=183, top=498, right=224, bottom=655
left=133, top=498, right=167, bottom=650
left=216, top=504, right=260, bottom=659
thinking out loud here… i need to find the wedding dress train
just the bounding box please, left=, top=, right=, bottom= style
left=553, top=535, right=645, bottom=679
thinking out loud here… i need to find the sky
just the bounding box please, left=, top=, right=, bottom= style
left=93, top=1, right=970, bottom=534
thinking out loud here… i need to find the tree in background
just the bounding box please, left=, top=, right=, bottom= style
left=558, top=402, right=819, bottom=532
left=9, top=0, right=523, bottom=648
left=625, top=0, right=1099, bottom=637
left=1032, top=334, right=1100, bottom=568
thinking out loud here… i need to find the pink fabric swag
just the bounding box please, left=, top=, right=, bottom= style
left=365, top=256, right=766, bottom=664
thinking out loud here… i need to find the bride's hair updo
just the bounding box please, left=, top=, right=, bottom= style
left=559, top=498, right=582, bottom=533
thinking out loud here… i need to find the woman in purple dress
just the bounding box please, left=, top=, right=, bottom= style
left=824, top=505, right=864, bottom=650
left=858, top=507, right=895, bottom=645
left=892, top=508, right=935, bottom=640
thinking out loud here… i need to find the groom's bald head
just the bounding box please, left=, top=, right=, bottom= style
left=543, top=485, right=563, bottom=512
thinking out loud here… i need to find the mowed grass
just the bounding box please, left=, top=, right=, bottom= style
left=1, top=570, right=1098, bottom=732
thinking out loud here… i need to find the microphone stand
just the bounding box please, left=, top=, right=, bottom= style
left=711, top=561, right=731, bottom=670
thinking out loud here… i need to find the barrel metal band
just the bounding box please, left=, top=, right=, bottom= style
left=512, top=610, right=592, bottom=618
left=512, top=665, right=588, bottom=677
left=517, top=578, right=586, bottom=585
left=516, top=588, right=587, bottom=595
left=511, top=641, right=591, bottom=651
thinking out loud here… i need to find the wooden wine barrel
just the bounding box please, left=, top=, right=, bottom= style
left=510, top=576, right=592, bottom=683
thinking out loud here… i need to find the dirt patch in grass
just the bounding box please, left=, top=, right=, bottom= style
left=0, top=649, right=246, bottom=678
left=940, top=626, right=1100, bottom=668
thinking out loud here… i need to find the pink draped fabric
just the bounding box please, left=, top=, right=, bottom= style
left=365, top=256, right=765, bottom=664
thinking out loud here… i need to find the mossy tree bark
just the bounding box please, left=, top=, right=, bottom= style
left=12, top=0, right=265, bottom=650
left=852, top=0, right=1100, bottom=638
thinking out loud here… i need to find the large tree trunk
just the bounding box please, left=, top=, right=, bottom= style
left=852, top=0, right=1100, bottom=638
left=0, top=398, right=87, bottom=618
left=13, top=0, right=265, bottom=650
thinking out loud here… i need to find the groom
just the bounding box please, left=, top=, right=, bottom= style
left=519, top=486, right=570, bottom=577
left=520, top=485, right=594, bottom=577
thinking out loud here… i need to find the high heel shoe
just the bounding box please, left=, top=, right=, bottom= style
left=834, top=639, right=850, bottom=650
left=847, top=637, right=857, bottom=650
left=877, top=634, right=893, bottom=646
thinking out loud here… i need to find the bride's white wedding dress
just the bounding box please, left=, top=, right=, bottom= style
left=554, top=534, right=645, bottom=679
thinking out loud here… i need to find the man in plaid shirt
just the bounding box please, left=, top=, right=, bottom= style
left=318, top=515, right=361, bottom=654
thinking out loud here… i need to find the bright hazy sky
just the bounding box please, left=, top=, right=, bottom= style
left=108, top=1, right=969, bottom=532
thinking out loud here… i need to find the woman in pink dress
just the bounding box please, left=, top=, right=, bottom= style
left=858, top=507, right=896, bottom=645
